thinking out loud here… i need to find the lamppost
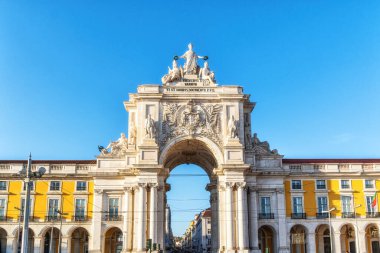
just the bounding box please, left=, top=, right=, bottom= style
left=55, top=209, right=68, bottom=253
left=322, top=207, right=336, bottom=253
left=354, top=204, right=362, bottom=253
left=20, top=154, right=46, bottom=253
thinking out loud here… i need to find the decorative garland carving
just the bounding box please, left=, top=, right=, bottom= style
left=160, top=100, right=223, bottom=148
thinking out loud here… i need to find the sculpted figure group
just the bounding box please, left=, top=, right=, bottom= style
left=162, top=43, right=216, bottom=85
left=99, top=133, right=129, bottom=156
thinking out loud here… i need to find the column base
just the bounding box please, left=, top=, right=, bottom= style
left=226, top=250, right=236, bottom=253
left=249, top=249, right=261, bottom=253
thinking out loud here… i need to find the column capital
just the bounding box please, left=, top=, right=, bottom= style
left=275, top=188, right=285, bottom=194
left=236, top=182, right=247, bottom=189
left=124, top=186, right=134, bottom=192
left=94, top=188, right=103, bottom=194
left=226, top=182, right=235, bottom=188
left=148, top=183, right=158, bottom=188
left=138, top=183, right=148, bottom=188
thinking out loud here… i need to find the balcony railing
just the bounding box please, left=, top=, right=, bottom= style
left=366, top=212, right=380, bottom=218
left=18, top=216, right=36, bottom=222
left=0, top=216, right=8, bottom=221
left=291, top=213, right=307, bottom=219
left=258, top=213, right=274, bottom=219
left=72, top=215, right=88, bottom=222
left=316, top=212, right=329, bottom=219
left=104, top=215, right=123, bottom=221
left=45, top=215, right=61, bottom=222
left=342, top=212, right=355, bottom=218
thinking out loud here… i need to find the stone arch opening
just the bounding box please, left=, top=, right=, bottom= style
left=290, top=225, right=308, bottom=253
left=162, top=138, right=219, bottom=252
left=70, top=227, right=89, bottom=253
left=315, top=224, right=331, bottom=253
left=104, top=227, right=123, bottom=253
left=13, top=228, right=34, bottom=253
left=0, top=228, right=6, bottom=253
left=42, top=227, right=61, bottom=253
left=365, top=223, right=379, bottom=253
left=340, top=224, right=356, bottom=253
left=258, top=225, right=276, bottom=253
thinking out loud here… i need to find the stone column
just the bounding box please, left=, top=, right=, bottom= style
left=237, top=182, right=249, bottom=253
left=156, top=186, right=165, bottom=251
left=61, top=237, right=69, bottom=253
left=137, top=183, right=147, bottom=253
left=218, top=184, right=226, bottom=253
left=34, top=237, right=42, bottom=253
left=89, top=189, right=103, bottom=253
left=276, top=189, right=289, bottom=253
left=248, top=187, right=260, bottom=253
left=149, top=183, right=158, bottom=246
left=225, top=182, right=235, bottom=253
left=6, top=236, right=14, bottom=253
left=206, top=183, right=219, bottom=253
left=307, top=233, right=316, bottom=253
left=122, top=187, right=131, bottom=252
left=333, top=231, right=341, bottom=253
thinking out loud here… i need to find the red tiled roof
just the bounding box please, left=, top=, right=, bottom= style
left=283, top=159, right=380, bottom=164
left=203, top=209, right=212, bottom=218
left=0, top=160, right=97, bottom=164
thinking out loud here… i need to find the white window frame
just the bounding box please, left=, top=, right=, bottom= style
left=0, top=198, right=7, bottom=218
left=365, top=194, right=376, bottom=213
left=49, top=181, right=61, bottom=192
left=364, top=179, right=375, bottom=189
left=315, top=179, right=327, bottom=190
left=22, top=181, right=35, bottom=192
left=107, top=196, right=121, bottom=216
left=316, top=195, right=329, bottom=213
left=20, top=196, right=34, bottom=216
left=291, top=180, right=302, bottom=190
left=74, top=197, right=87, bottom=217
left=340, top=179, right=351, bottom=190
left=0, top=181, right=8, bottom=191
left=75, top=181, right=88, bottom=192
left=46, top=197, right=61, bottom=218
left=291, top=195, right=304, bottom=214
left=260, top=196, right=272, bottom=214
left=341, top=195, right=353, bottom=213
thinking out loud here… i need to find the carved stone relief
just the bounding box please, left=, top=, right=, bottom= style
left=160, top=100, right=223, bottom=148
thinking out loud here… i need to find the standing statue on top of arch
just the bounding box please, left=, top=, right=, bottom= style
left=180, top=43, right=207, bottom=75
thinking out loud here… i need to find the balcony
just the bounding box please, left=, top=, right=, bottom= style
left=366, top=212, right=380, bottom=218
left=316, top=212, right=329, bottom=219
left=342, top=212, right=355, bottom=218
left=291, top=213, right=307, bottom=219
left=258, top=213, right=274, bottom=219
left=72, top=215, right=89, bottom=222
left=45, top=215, right=61, bottom=222
left=104, top=214, right=123, bottom=221
left=18, top=216, right=37, bottom=222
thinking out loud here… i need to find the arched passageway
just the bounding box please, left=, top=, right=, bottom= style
left=258, top=225, right=275, bottom=253
left=42, top=227, right=60, bottom=253
left=365, top=224, right=380, bottom=253
left=14, top=228, right=34, bottom=253
left=70, top=227, right=89, bottom=253
left=315, top=224, right=331, bottom=253
left=290, top=225, right=307, bottom=253
left=0, top=228, right=6, bottom=253
left=104, top=227, right=123, bottom=253
left=340, top=224, right=356, bottom=253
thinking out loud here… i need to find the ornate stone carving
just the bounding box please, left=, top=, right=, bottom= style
left=199, top=61, right=216, bottom=85
left=225, top=182, right=235, bottom=188
left=179, top=43, right=205, bottom=75
left=236, top=182, right=247, bottom=189
left=228, top=115, right=239, bottom=138
left=251, top=133, right=279, bottom=155
left=160, top=101, right=223, bottom=147
left=145, top=114, right=156, bottom=140
left=98, top=133, right=128, bottom=157
left=162, top=60, right=182, bottom=85
left=129, top=122, right=137, bottom=147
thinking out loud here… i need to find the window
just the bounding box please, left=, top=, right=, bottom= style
left=0, top=199, right=5, bottom=219
left=341, top=196, right=352, bottom=213
left=317, top=196, right=328, bottom=213
left=291, top=180, right=302, bottom=190
left=108, top=198, right=119, bottom=217
left=21, top=198, right=33, bottom=215
left=76, top=181, right=87, bottom=191
left=0, top=181, right=7, bottom=191
left=292, top=197, right=303, bottom=214
left=50, top=181, right=61, bottom=191
left=260, top=197, right=271, bottom=214
left=341, top=180, right=350, bottom=189
left=48, top=199, right=59, bottom=218
left=366, top=196, right=376, bottom=213
left=316, top=180, right=326, bottom=190
left=207, top=229, right=211, bottom=234
left=23, top=181, right=34, bottom=191
left=365, top=180, right=374, bottom=189
left=75, top=199, right=86, bottom=219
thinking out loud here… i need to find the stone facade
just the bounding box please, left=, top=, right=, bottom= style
left=0, top=45, right=379, bottom=253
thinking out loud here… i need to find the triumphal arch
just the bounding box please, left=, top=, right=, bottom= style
left=94, top=44, right=286, bottom=253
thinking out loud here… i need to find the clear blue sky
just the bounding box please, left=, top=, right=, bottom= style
left=1, top=1, right=379, bottom=235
